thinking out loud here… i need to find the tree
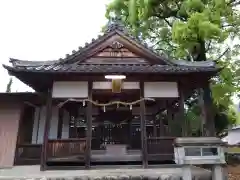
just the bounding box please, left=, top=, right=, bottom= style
left=106, top=0, right=240, bottom=133
left=6, top=78, right=13, bottom=93
left=186, top=101, right=237, bottom=136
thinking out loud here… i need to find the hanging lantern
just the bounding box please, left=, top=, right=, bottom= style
left=111, top=79, right=122, bottom=93
left=105, top=74, right=126, bottom=93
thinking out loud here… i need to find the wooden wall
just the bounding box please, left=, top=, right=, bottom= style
left=52, top=81, right=88, bottom=98
left=0, top=103, right=21, bottom=168
left=144, top=82, right=179, bottom=98
left=52, top=81, right=179, bottom=98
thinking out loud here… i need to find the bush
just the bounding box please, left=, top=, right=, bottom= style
left=226, top=153, right=240, bottom=166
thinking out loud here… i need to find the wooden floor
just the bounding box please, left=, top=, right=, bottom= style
left=46, top=149, right=174, bottom=168
left=92, top=149, right=141, bottom=162
left=16, top=148, right=174, bottom=167
left=0, top=165, right=212, bottom=180
left=48, top=149, right=142, bottom=163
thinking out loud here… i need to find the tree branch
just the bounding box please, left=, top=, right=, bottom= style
left=154, top=2, right=187, bottom=21
left=228, top=0, right=240, bottom=6
left=213, top=48, right=230, bottom=61
left=155, top=48, right=169, bottom=53
left=174, top=1, right=181, bottom=10
left=166, top=41, right=178, bottom=50
left=164, top=18, right=172, bottom=27
left=205, top=40, right=212, bottom=52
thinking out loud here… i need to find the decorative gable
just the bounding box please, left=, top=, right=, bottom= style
left=96, top=41, right=138, bottom=58
left=81, top=40, right=149, bottom=64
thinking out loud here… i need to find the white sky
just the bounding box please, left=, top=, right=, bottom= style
left=0, top=0, right=109, bottom=92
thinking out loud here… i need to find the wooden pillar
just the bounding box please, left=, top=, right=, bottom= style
left=57, top=108, right=63, bottom=139
left=178, top=82, right=187, bottom=137
left=167, top=101, right=173, bottom=136
left=159, top=115, right=165, bottom=136
left=40, top=89, right=52, bottom=171
left=68, top=110, right=72, bottom=138
left=36, top=106, right=42, bottom=143
left=153, top=101, right=158, bottom=137
left=85, top=82, right=92, bottom=169
left=128, top=120, right=132, bottom=148
left=140, top=82, right=148, bottom=168
left=153, top=118, right=157, bottom=137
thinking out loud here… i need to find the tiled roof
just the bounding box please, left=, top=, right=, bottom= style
left=3, top=63, right=219, bottom=74
left=9, top=58, right=58, bottom=67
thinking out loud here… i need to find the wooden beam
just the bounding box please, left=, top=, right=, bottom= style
left=40, top=89, right=52, bottom=171
left=140, top=82, right=148, bottom=168
left=85, top=82, right=92, bottom=169
left=77, top=106, right=160, bottom=116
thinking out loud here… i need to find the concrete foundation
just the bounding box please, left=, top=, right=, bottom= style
left=0, top=165, right=211, bottom=180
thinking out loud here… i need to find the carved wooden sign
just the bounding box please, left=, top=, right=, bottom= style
left=109, top=41, right=124, bottom=57
left=95, top=41, right=138, bottom=58
left=110, top=41, right=124, bottom=49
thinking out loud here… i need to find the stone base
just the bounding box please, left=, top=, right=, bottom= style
left=0, top=165, right=212, bottom=180
left=105, top=144, right=127, bottom=155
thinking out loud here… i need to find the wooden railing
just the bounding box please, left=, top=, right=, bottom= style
left=147, top=137, right=175, bottom=161
left=47, top=139, right=86, bottom=159
left=15, top=144, right=42, bottom=165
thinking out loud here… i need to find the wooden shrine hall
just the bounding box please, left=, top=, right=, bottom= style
left=2, top=19, right=220, bottom=170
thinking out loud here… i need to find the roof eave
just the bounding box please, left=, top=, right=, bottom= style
left=9, top=58, right=59, bottom=67
left=3, top=65, right=220, bottom=75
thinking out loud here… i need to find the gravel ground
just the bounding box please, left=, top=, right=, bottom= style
left=226, top=154, right=240, bottom=180
left=228, top=165, right=240, bottom=180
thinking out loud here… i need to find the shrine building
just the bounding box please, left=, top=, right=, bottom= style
left=0, top=19, right=220, bottom=171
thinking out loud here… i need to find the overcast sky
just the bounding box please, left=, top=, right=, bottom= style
left=0, top=0, right=108, bottom=92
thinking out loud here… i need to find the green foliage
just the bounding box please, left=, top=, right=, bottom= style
left=184, top=90, right=237, bottom=135
left=237, top=112, right=240, bottom=124
left=185, top=103, right=202, bottom=135
left=6, top=78, right=13, bottom=93
left=106, top=0, right=240, bottom=132
left=214, top=104, right=237, bottom=134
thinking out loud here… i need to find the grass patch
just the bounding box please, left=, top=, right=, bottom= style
left=228, top=147, right=240, bottom=154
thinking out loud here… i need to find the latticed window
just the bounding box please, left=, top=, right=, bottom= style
left=69, top=106, right=87, bottom=138
left=70, top=115, right=86, bottom=128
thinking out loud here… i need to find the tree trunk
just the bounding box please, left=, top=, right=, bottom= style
left=195, top=40, right=216, bottom=136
